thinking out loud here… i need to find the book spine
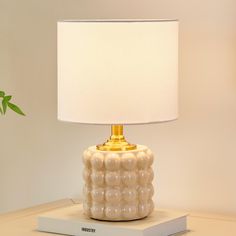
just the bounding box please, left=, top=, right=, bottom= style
left=38, top=217, right=143, bottom=236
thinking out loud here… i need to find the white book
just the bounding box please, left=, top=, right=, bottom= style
left=37, top=204, right=187, bottom=236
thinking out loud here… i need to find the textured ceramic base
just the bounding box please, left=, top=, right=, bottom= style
left=82, top=145, right=154, bottom=221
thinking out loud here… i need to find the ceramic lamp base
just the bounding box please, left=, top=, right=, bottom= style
left=82, top=145, right=154, bottom=221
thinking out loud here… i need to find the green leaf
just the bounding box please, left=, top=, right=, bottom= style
left=7, top=102, right=25, bottom=116
left=0, top=91, right=5, bottom=98
left=2, top=99, right=7, bottom=114
left=4, top=95, right=12, bottom=102
left=2, top=96, right=12, bottom=114
left=0, top=106, right=2, bottom=115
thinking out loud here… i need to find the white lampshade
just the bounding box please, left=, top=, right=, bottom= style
left=57, top=20, right=178, bottom=124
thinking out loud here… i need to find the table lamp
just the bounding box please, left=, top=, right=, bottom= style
left=57, top=19, right=178, bottom=221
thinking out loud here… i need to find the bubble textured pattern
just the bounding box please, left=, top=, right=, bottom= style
left=82, top=145, right=154, bottom=221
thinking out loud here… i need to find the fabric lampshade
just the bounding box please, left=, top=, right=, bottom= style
left=57, top=20, right=178, bottom=124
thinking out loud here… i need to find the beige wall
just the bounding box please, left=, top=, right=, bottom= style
left=0, top=0, right=236, bottom=215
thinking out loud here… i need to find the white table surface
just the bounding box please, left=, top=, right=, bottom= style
left=0, top=199, right=236, bottom=236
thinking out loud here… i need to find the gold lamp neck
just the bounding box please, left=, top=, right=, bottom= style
left=96, top=125, right=137, bottom=151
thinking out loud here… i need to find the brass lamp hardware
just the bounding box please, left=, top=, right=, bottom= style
left=97, top=125, right=137, bottom=151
